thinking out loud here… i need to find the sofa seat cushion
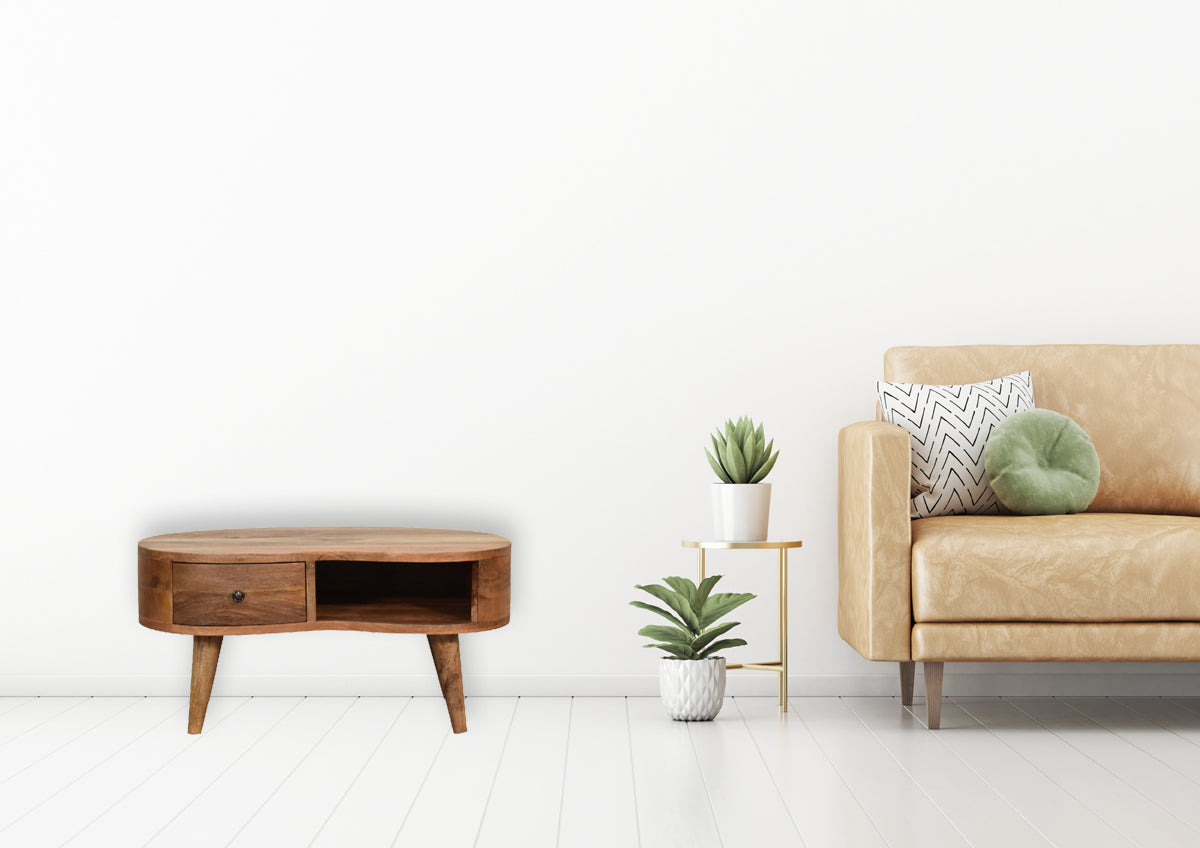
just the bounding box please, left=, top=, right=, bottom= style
left=912, top=514, right=1200, bottom=622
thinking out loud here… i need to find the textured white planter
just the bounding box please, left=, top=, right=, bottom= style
left=659, top=656, right=727, bottom=721
left=711, top=483, right=771, bottom=541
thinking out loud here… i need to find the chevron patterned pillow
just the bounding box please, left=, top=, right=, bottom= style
left=877, top=371, right=1035, bottom=518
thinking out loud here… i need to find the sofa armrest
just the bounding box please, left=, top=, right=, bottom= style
left=838, top=421, right=913, bottom=661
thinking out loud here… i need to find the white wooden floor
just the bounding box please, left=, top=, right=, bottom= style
left=2, top=696, right=1200, bottom=847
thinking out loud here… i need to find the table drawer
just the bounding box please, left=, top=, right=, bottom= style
left=173, top=562, right=307, bottom=626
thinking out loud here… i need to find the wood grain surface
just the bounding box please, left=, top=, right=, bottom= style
left=316, top=597, right=473, bottom=626
left=140, top=527, right=510, bottom=563
left=140, top=527, right=511, bottom=734
left=138, top=527, right=511, bottom=637
left=188, top=636, right=222, bottom=733
left=924, top=662, right=944, bottom=729
left=137, top=548, right=174, bottom=627
left=173, top=562, right=307, bottom=626
left=899, top=661, right=915, bottom=706
left=428, top=634, right=467, bottom=733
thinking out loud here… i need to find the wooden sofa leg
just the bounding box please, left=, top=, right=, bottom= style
left=899, top=662, right=915, bottom=706
left=924, top=662, right=943, bottom=729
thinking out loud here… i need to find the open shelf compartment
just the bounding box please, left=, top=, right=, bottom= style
left=314, top=560, right=475, bottom=626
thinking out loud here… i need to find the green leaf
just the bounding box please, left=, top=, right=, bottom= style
left=706, top=446, right=731, bottom=483
left=645, top=642, right=696, bottom=659
left=748, top=449, right=779, bottom=484
left=638, top=624, right=693, bottom=645
left=691, top=620, right=739, bottom=653
left=755, top=421, right=764, bottom=445
left=629, top=600, right=690, bottom=632
left=723, top=436, right=747, bottom=483
left=696, top=638, right=747, bottom=659
left=698, top=591, right=757, bottom=629
left=742, top=427, right=758, bottom=472
left=693, top=574, right=721, bottom=612
left=663, top=576, right=697, bottom=604
left=635, top=583, right=701, bottom=632
left=715, top=438, right=731, bottom=477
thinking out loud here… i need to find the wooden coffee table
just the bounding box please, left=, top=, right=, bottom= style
left=138, top=527, right=511, bottom=735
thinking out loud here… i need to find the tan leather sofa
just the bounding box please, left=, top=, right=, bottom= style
left=837, top=345, right=1200, bottom=728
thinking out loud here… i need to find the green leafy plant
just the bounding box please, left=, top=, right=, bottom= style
left=631, top=575, right=756, bottom=660
left=705, top=415, right=780, bottom=484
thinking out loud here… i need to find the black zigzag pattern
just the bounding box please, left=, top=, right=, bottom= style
left=877, top=371, right=1035, bottom=518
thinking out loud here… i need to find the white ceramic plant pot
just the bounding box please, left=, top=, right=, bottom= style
left=711, top=483, right=771, bottom=541
left=659, top=656, right=727, bottom=721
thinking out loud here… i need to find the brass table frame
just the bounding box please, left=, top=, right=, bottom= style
left=682, top=539, right=802, bottom=710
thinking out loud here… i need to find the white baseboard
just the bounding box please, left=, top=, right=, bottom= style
left=3, top=672, right=1200, bottom=697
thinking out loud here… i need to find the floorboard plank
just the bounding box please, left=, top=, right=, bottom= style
left=924, top=699, right=1131, bottom=848
left=0, top=697, right=246, bottom=848
left=844, top=696, right=1051, bottom=848
left=1168, top=698, right=1200, bottom=717
left=392, top=696, right=518, bottom=847
left=0, top=698, right=140, bottom=782
left=0, top=698, right=87, bottom=747
left=0, top=698, right=34, bottom=719
left=475, top=697, right=572, bottom=848
left=226, top=697, right=404, bottom=848
left=10, top=695, right=1200, bottom=848
left=0, top=697, right=184, bottom=830
left=65, top=696, right=301, bottom=848
left=790, top=697, right=969, bottom=848
left=737, top=697, right=885, bottom=848
left=957, top=697, right=1199, bottom=847
left=557, top=697, right=640, bottom=848
left=1062, top=698, right=1200, bottom=786
left=1008, top=697, right=1200, bottom=835
left=626, top=697, right=722, bottom=848
left=146, top=697, right=357, bottom=847
left=1113, top=698, right=1200, bottom=747
left=687, top=698, right=804, bottom=848
left=309, top=697, right=448, bottom=848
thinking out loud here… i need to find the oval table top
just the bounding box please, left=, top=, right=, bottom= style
left=139, top=527, right=511, bottom=563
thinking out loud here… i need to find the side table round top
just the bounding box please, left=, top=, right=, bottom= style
left=140, top=527, right=511, bottom=563
left=681, top=539, right=803, bottom=550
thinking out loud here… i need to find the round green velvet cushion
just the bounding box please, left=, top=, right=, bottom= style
left=984, top=409, right=1101, bottom=515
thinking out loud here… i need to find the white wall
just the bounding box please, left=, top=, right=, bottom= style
left=3, top=1, right=1199, bottom=698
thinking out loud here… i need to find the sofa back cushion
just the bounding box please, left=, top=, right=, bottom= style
left=884, top=345, right=1200, bottom=516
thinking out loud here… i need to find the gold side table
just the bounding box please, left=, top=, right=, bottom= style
left=682, top=539, right=802, bottom=710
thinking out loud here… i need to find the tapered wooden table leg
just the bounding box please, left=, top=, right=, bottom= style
left=428, top=634, right=467, bottom=734
left=188, top=635, right=223, bottom=734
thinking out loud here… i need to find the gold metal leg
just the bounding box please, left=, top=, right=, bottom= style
left=689, top=541, right=794, bottom=713
left=780, top=547, right=788, bottom=710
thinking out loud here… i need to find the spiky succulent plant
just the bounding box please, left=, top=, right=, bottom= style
left=631, top=575, right=756, bottom=660
left=706, top=415, right=779, bottom=484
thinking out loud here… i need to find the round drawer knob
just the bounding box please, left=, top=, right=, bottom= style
left=231, top=589, right=245, bottom=603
